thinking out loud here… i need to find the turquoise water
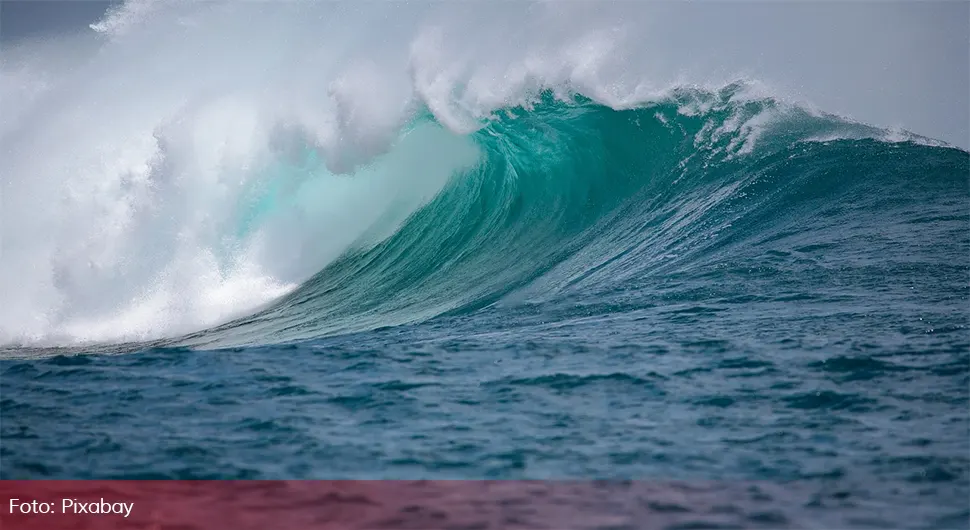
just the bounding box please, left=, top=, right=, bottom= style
left=2, top=86, right=968, bottom=528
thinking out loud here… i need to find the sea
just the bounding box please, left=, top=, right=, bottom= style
left=1, top=2, right=968, bottom=529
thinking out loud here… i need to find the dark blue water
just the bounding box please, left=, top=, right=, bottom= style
left=2, top=89, right=968, bottom=528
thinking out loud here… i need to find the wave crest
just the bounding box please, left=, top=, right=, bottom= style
left=1, top=0, right=963, bottom=350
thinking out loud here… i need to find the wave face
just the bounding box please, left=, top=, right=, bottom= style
left=172, top=87, right=969, bottom=350
left=0, top=1, right=967, bottom=350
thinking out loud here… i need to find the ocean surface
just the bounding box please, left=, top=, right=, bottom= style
left=1, top=2, right=969, bottom=529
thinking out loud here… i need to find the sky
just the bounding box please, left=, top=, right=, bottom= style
left=1, top=0, right=968, bottom=148
left=1, top=0, right=118, bottom=41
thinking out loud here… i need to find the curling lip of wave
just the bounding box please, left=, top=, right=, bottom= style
left=0, top=0, right=963, bottom=351
left=7, top=82, right=963, bottom=356
left=173, top=87, right=962, bottom=350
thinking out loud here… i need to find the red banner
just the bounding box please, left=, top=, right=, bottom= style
left=0, top=480, right=802, bottom=529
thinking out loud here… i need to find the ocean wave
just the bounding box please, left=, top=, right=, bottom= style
left=1, top=1, right=966, bottom=351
